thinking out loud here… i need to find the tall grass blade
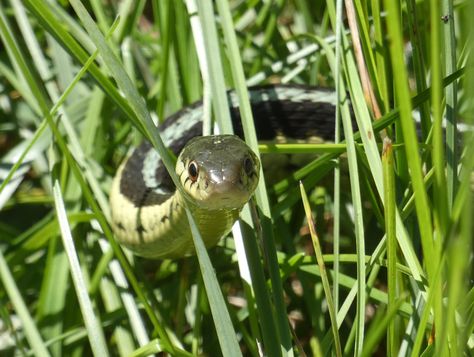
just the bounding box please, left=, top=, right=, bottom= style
left=185, top=209, right=242, bottom=357
left=52, top=181, right=109, bottom=357
left=300, top=181, right=342, bottom=357
left=383, top=138, right=398, bottom=356
left=383, top=0, right=435, bottom=278
left=214, top=0, right=292, bottom=355
left=0, top=250, right=50, bottom=356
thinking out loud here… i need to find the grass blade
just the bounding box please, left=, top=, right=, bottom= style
left=185, top=209, right=242, bottom=357
left=383, top=0, right=435, bottom=278
left=383, top=138, right=398, bottom=356
left=214, top=0, right=292, bottom=354
left=52, top=180, right=109, bottom=356
left=0, top=251, right=50, bottom=356
left=300, top=181, right=342, bottom=357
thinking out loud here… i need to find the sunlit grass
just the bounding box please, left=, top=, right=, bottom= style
left=0, top=0, right=472, bottom=356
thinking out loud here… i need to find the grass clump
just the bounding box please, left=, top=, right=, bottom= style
left=0, top=0, right=473, bottom=356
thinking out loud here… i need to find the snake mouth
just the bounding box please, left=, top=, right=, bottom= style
left=197, top=177, right=256, bottom=210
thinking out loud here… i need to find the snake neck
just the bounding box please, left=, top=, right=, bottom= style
left=177, top=192, right=242, bottom=247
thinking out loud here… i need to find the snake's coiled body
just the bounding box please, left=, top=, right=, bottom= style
left=110, top=85, right=338, bottom=259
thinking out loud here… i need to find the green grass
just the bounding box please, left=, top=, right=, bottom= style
left=0, top=0, right=473, bottom=356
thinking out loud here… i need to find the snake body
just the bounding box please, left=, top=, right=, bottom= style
left=110, top=85, right=338, bottom=259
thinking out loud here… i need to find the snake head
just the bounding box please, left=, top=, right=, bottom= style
left=176, top=135, right=260, bottom=210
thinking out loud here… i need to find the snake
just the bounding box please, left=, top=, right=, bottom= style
left=109, top=85, right=339, bottom=259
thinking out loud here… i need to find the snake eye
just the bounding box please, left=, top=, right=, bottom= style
left=243, top=156, right=254, bottom=176
left=188, top=161, right=199, bottom=181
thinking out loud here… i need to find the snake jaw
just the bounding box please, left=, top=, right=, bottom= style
left=177, top=135, right=260, bottom=211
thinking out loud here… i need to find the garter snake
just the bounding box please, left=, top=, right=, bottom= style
left=109, top=85, right=339, bottom=259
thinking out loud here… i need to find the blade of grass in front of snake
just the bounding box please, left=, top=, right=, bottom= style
left=216, top=0, right=292, bottom=354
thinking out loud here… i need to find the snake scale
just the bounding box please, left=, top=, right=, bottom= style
left=110, top=85, right=339, bottom=259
